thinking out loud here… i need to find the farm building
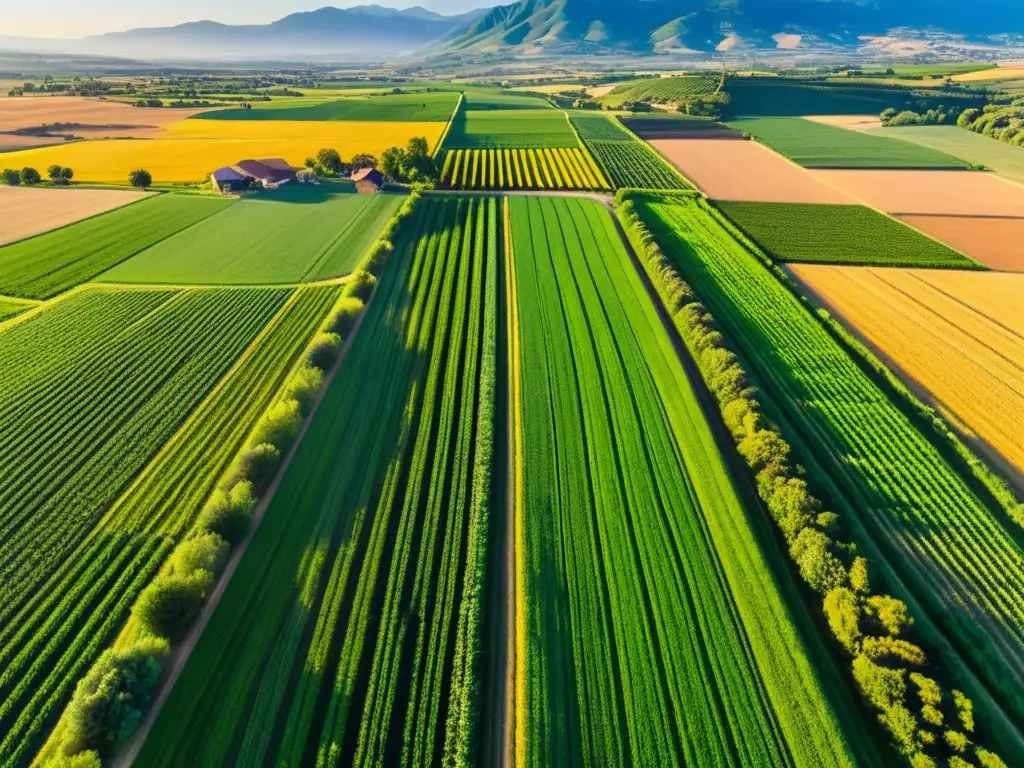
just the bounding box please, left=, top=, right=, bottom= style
left=234, top=158, right=298, bottom=185
left=210, top=158, right=299, bottom=195
left=210, top=166, right=247, bottom=194
left=352, top=167, right=385, bottom=194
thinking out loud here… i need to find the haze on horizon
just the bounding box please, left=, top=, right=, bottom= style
left=1, top=0, right=486, bottom=39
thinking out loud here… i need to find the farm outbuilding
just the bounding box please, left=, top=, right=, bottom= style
left=352, top=167, right=385, bottom=194
left=234, top=158, right=298, bottom=185
left=210, top=166, right=247, bottom=194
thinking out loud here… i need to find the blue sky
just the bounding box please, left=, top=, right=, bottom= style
left=3, top=0, right=487, bottom=38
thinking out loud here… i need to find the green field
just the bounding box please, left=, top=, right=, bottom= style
left=723, top=77, right=986, bottom=118
left=461, top=87, right=553, bottom=110
left=637, top=194, right=1024, bottom=752
left=137, top=195, right=498, bottom=767
left=103, top=186, right=404, bottom=284
left=0, top=296, right=34, bottom=321
left=510, top=195, right=871, bottom=766
left=860, top=63, right=998, bottom=77
left=570, top=113, right=632, bottom=140
left=870, top=125, right=1024, bottom=184
left=716, top=201, right=978, bottom=268
left=599, top=75, right=719, bottom=108
left=444, top=110, right=579, bottom=149
left=0, top=196, right=233, bottom=299
left=0, top=284, right=337, bottom=766
left=726, top=117, right=970, bottom=168
left=193, top=91, right=460, bottom=121
left=586, top=140, right=691, bottom=189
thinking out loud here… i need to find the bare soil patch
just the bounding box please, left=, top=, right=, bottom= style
left=0, top=186, right=151, bottom=246
left=651, top=138, right=856, bottom=203
left=0, top=96, right=208, bottom=137
left=0, top=134, right=68, bottom=152
left=811, top=169, right=1024, bottom=217
left=804, top=114, right=882, bottom=131
left=896, top=215, right=1024, bottom=272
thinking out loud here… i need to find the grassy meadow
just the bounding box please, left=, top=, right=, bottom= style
left=102, top=186, right=404, bottom=284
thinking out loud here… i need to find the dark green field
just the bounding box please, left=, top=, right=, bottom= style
left=726, top=117, right=970, bottom=169
left=715, top=201, right=980, bottom=269
left=193, top=91, right=460, bottom=121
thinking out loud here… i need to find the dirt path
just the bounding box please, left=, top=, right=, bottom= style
left=114, top=294, right=374, bottom=768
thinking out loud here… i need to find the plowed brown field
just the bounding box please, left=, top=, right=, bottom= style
left=0, top=186, right=151, bottom=246
left=810, top=169, right=1024, bottom=217
left=896, top=215, right=1024, bottom=272
left=651, top=138, right=855, bottom=203
left=793, top=264, right=1024, bottom=475
left=0, top=96, right=211, bottom=138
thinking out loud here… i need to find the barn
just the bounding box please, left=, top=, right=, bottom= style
left=210, top=166, right=247, bottom=194
left=234, top=159, right=298, bottom=185
left=352, top=167, right=385, bottom=194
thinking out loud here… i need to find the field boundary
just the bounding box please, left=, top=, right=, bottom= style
left=788, top=265, right=1024, bottom=496
left=432, top=93, right=464, bottom=157
left=113, top=279, right=380, bottom=768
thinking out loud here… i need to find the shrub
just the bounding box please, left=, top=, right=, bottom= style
left=849, top=557, right=870, bottom=594
left=824, top=587, right=862, bottom=652
left=134, top=574, right=208, bottom=641
left=910, top=673, right=942, bottom=707
left=197, top=481, right=255, bottom=544
left=287, top=365, right=324, bottom=414
left=2, top=168, right=21, bottom=185
left=953, top=689, right=975, bottom=733
left=362, top=240, right=394, bottom=277
left=61, top=638, right=168, bottom=757
left=128, top=169, right=153, bottom=188
left=21, top=167, right=41, bottom=185
left=945, top=731, right=969, bottom=753
left=250, top=399, right=303, bottom=451
left=166, top=533, right=228, bottom=580
left=790, top=527, right=848, bottom=594
left=861, top=636, right=927, bottom=667
left=327, top=297, right=364, bottom=337
left=236, top=442, right=283, bottom=494
left=976, top=748, right=1009, bottom=768
left=43, top=752, right=102, bottom=767
left=47, top=164, right=73, bottom=184
left=306, top=332, right=342, bottom=372
left=865, top=594, right=912, bottom=637
left=345, top=270, right=377, bottom=302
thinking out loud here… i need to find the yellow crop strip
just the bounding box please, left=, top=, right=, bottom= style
left=0, top=120, right=444, bottom=183
left=504, top=197, right=527, bottom=768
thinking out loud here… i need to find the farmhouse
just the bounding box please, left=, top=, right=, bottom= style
left=211, top=158, right=299, bottom=194
left=352, top=167, right=385, bottom=194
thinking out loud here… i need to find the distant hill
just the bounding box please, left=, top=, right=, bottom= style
left=432, top=0, right=1024, bottom=58
left=0, top=5, right=489, bottom=62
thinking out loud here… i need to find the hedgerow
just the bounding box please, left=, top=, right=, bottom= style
left=615, top=189, right=1010, bottom=767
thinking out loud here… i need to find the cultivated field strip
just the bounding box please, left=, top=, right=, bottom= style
left=586, top=140, right=691, bottom=190
left=639, top=196, right=1024, bottom=725
left=441, top=147, right=609, bottom=191
left=509, top=196, right=858, bottom=767
left=792, top=265, right=1024, bottom=474
left=0, top=195, right=233, bottom=299
left=0, top=286, right=289, bottom=616
left=0, top=285, right=303, bottom=765
left=137, top=195, right=498, bottom=768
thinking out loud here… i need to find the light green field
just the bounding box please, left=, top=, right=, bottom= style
left=0, top=296, right=36, bottom=321
left=102, top=185, right=404, bottom=285
left=867, top=125, right=1024, bottom=186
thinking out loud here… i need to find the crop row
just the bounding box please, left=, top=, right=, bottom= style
left=0, top=285, right=310, bottom=765
left=0, top=195, right=232, bottom=299
left=585, top=139, right=691, bottom=190
left=440, top=148, right=609, bottom=191
left=636, top=194, right=1024, bottom=747
left=605, top=75, right=720, bottom=105
left=508, top=195, right=865, bottom=766
left=136, top=195, right=498, bottom=768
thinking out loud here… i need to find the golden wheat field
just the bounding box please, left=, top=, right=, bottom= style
left=792, top=264, right=1024, bottom=475
left=0, top=120, right=444, bottom=183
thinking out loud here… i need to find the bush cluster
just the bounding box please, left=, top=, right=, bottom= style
left=54, top=638, right=169, bottom=760
left=958, top=105, right=1024, bottom=148
left=615, top=190, right=1008, bottom=768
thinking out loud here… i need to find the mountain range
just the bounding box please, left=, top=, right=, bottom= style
left=1, top=0, right=1023, bottom=62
